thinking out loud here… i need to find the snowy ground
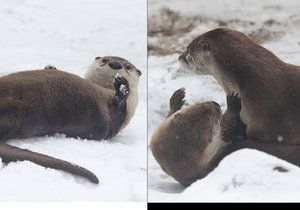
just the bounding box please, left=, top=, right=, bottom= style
left=148, top=0, right=300, bottom=202
left=0, top=0, right=146, bottom=201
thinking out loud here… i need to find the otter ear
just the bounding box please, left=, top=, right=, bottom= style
left=137, top=69, right=142, bottom=77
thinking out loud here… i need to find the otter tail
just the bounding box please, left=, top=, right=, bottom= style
left=0, top=142, right=99, bottom=184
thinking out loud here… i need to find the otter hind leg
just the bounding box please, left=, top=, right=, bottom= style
left=167, top=88, right=186, bottom=117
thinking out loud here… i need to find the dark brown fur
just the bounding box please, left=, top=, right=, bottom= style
left=151, top=89, right=242, bottom=186
left=151, top=88, right=300, bottom=186
left=179, top=28, right=300, bottom=144
left=0, top=61, right=135, bottom=184
left=0, top=70, right=126, bottom=140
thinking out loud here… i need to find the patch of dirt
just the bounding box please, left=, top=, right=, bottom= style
left=248, top=27, right=285, bottom=44
left=273, top=166, right=289, bottom=173
left=148, top=8, right=205, bottom=37
left=148, top=8, right=287, bottom=56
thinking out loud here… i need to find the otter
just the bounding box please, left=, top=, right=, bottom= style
left=150, top=88, right=244, bottom=186
left=85, top=56, right=141, bottom=129
left=151, top=89, right=300, bottom=186
left=0, top=56, right=141, bottom=184
left=179, top=28, right=300, bottom=144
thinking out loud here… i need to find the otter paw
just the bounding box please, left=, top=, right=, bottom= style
left=169, top=88, right=186, bottom=113
left=44, top=65, right=57, bottom=70
left=113, top=76, right=130, bottom=97
left=227, top=92, right=241, bottom=112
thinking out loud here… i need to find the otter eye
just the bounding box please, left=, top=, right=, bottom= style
left=125, top=65, right=131, bottom=70
left=137, top=70, right=142, bottom=77
left=102, top=58, right=109, bottom=63
left=95, top=56, right=101, bottom=60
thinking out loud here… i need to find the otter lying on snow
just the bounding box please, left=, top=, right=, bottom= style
left=151, top=89, right=300, bottom=186
left=0, top=56, right=141, bottom=184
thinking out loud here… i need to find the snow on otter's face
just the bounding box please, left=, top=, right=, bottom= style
left=85, top=56, right=142, bottom=90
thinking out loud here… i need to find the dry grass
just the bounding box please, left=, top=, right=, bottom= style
left=148, top=8, right=286, bottom=56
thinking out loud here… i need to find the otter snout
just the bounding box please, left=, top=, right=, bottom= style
left=108, top=61, right=123, bottom=70
left=178, top=51, right=187, bottom=64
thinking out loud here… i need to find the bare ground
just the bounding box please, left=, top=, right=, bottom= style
left=148, top=8, right=287, bottom=56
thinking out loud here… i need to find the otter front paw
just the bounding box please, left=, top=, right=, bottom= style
left=227, top=92, right=241, bottom=113
left=44, top=65, right=57, bottom=70
left=169, top=88, right=186, bottom=115
left=113, top=76, right=130, bottom=100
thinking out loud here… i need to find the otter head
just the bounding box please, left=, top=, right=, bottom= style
left=194, top=101, right=223, bottom=148
left=179, top=28, right=273, bottom=76
left=85, top=56, right=142, bottom=90
left=178, top=35, right=213, bottom=75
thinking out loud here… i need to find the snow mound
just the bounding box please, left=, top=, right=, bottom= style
left=180, top=149, right=300, bottom=202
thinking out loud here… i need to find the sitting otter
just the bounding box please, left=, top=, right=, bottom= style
left=179, top=28, right=300, bottom=144
left=0, top=56, right=141, bottom=184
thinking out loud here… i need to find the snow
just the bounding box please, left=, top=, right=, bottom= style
left=0, top=0, right=146, bottom=201
left=119, top=84, right=128, bottom=95
left=148, top=0, right=300, bottom=202
left=179, top=150, right=300, bottom=202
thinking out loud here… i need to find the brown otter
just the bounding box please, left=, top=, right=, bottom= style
left=150, top=88, right=244, bottom=186
left=0, top=56, right=141, bottom=184
left=179, top=28, right=300, bottom=144
left=151, top=89, right=300, bottom=186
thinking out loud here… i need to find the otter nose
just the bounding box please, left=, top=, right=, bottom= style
left=178, top=52, right=186, bottom=62
left=212, top=101, right=220, bottom=108
left=108, top=61, right=123, bottom=70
